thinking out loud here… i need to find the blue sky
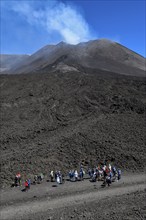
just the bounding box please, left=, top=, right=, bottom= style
left=0, top=0, right=145, bottom=56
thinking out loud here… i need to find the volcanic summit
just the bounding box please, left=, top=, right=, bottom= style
left=1, top=39, right=145, bottom=76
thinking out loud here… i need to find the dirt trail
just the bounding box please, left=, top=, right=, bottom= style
left=0, top=173, right=145, bottom=220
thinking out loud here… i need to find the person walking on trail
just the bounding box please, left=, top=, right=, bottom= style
left=90, top=168, right=93, bottom=177
left=108, top=163, right=112, bottom=171
left=92, top=172, right=97, bottom=182
left=14, top=176, right=18, bottom=187
left=102, top=164, right=107, bottom=172
left=88, top=168, right=92, bottom=178
left=112, top=166, right=117, bottom=177
left=15, top=172, right=21, bottom=186
left=56, top=173, right=60, bottom=184
left=69, top=170, right=75, bottom=181
left=37, top=173, right=44, bottom=183
left=24, top=180, right=29, bottom=191
left=69, top=170, right=72, bottom=181
left=117, top=169, right=121, bottom=181
left=27, top=179, right=31, bottom=189
left=50, top=171, right=54, bottom=182
left=79, top=168, right=84, bottom=181
left=98, top=168, right=103, bottom=181
left=103, top=169, right=107, bottom=185
left=34, top=175, right=38, bottom=184
left=74, top=170, right=78, bottom=181
left=58, top=171, right=62, bottom=184
left=106, top=175, right=112, bottom=187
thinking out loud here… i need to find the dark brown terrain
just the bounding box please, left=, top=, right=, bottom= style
left=0, top=39, right=146, bottom=219
left=0, top=69, right=146, bottom=187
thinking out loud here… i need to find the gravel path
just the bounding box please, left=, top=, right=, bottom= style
left=0, top=173, right=145, bottom=220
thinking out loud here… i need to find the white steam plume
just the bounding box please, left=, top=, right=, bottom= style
left=9, top=1, right=95, bottom=44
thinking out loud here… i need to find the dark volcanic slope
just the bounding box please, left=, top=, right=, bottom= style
left=0, top=69, right=145, bottom=187
left=6, top=39, right=146, bottom=76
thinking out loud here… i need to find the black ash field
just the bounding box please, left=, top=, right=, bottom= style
left=0, top=39, right=146, bottom=219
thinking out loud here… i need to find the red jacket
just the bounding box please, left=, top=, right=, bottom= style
left=24, top=181, right=28, bottom=187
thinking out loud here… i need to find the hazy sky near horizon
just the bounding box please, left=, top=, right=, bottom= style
left=1, top=0, right=145, bottom=56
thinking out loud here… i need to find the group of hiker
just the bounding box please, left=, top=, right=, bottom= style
left=68, top=166, right=85, bottom=181
left=14, top=172, right=44, bottom=191
left=87, top=163, right=121, bottom=186
left=50, top=170, right=65, bottom=184
left=68, top=163, right=121, bottom=186
left=13, top=162, right=121, bottom=191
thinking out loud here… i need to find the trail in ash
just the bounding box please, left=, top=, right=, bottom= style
left=0, top=173, right=145, bottom=220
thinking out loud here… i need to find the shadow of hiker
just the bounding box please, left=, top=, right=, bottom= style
left=101, top=183, right=106, bottom=188
left=21, top=188, right=26, bottom=192
left=52, top=184, right=58, bottom=187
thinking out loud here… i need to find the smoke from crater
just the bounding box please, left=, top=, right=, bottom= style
left=8, top=0, right=96, bottom=44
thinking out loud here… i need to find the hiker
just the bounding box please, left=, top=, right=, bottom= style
left=24, top=180, right=29, bottom=191
left=112, top=166, right=117, bottom=177
left=14, top=176, right=18, bottom=187
left=95, top=167, right=99, bottom=179
left=109, top=170, right=113, bottom=182
left=91, top=172, right=97, bottom=182
left=98, top=168, right=103, bottom=181
left=37, top=173, right=44, bottom=183
left=27, top=179, right=31, bottom=189
left=103, top=169, right=108, bottom=184
left=79, top=168, right=84, bottom=180
left=88, top=168, right=92, bottom=178
left=34, top=175, right=38, bottom=184
left=108, top=163, right=112, bottom=171
left=58, top=171, right=62, bottom=184
left=62, top=173, right=65, bottom=183
left=91, top=168, right=94, bottom=177
left=105, top=166, right=110, bottom=175
left=50, top=171, right=54, bottom=182
left=15, top=172, right=21, bottom=186
left=69, top=170, right=72, bottom=180
left=106, top=175, right=112, bottom=186
left=102, top=164, right=107, bottom=172
left=117, top=169, right=121, bottom=181
left=17, top=173, right=21, bottom=185
left=74, top=170, right=78, bottom=181
left=56, top=174, right=60, bottom=184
